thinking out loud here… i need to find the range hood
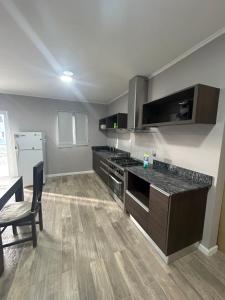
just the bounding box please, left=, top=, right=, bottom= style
left=127, top=75, right=149, bottom=131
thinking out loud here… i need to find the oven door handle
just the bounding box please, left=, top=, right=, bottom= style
left=100, top=161, right=109, bottom=169
left=109, top=174, right=122, bottom=185
left=100, top=167, right=109, bottom=175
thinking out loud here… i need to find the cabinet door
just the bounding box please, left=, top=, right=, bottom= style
left=99, top=163, right=109, bottom=185
left=167, top=188, right=208, bottom=255
left=149, top=185, right=170, bottom=254
left=93, top=153, right=101, bottom=176
left=93, top=152, right=97, bottom=172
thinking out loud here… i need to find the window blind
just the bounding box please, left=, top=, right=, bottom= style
left=74, top=112, right=88, bottom=145
left=57, top=112, right=88, bottom=147
left=57, top=112, right=73, bottom=147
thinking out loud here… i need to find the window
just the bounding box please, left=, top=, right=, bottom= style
left=57, top=112, right=88, bottom=147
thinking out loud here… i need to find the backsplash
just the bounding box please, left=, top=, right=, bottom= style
left=153, top=160, right=213, bottom=185
left=107, top=132, right=157, bottom=163
left=107, top=128, right=217, bottom=179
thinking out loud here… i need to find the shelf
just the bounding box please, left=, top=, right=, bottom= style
left=127, top=172, right=150, bottom=209
left=142, top=84, right=220, bottom=127
left=99, top=113, right=127, bottom=130
left=99, top=118, right=107, bottom=130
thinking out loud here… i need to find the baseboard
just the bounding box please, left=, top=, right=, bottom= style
left=46, top=170, right=94, bottom=178
left=198, top=243, right=218, bottom=256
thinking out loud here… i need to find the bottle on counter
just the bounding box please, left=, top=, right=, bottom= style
left=143, top=153, right=149, bottom=169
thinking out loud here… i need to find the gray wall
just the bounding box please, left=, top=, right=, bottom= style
left=0, top=94, right=107, bottom=175
left=107, top=34, right=225, bottom=250
left=108, top=94, right=128, bottom=115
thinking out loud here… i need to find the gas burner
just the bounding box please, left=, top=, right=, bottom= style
left=109, top=157, right=142, bottom=168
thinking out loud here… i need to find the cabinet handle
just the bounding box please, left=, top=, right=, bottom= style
left=151, top=184, right=170, bottom=196
left=126, top=190, right=149, bottom=212
left=100, top=161, right=108, bottom=169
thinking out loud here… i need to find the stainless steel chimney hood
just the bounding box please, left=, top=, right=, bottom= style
left=127, top=75, right=149, bottom=131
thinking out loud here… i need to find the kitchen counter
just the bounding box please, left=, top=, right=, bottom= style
left=127, top=160, right=212, bottom=195
left=92, top=146, right=129, bottom=160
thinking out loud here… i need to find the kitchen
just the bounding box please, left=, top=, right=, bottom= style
left=1, top=1, right=225, bottom=299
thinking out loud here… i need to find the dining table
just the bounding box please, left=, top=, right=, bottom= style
left=0, top=176, right=24, bottom=277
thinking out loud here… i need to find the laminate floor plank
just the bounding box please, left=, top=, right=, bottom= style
left=1, top=173, right=225, bottom=300
left=90, top=258, right=115, bottom=300
left=115, top=250, right=153, bottom=300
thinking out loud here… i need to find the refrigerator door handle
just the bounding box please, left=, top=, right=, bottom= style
left=15, top=143, right=19, bottom=161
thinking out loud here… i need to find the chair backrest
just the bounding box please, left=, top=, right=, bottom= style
left=31, top=161, right=44, bottom=212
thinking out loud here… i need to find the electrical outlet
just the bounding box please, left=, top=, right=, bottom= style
left=152, top=150, right=156, bottom=157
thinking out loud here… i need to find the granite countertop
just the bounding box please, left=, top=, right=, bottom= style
left=127, top=162, right=212, bottom=196
left=92, top=147, right=212, bottom=195
left=92, top=146, right=129, bottom=160
left=93, top=150, right=114, bottom=159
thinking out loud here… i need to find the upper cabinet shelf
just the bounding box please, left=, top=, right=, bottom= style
left=142, top=84, right=220, bottom=127
left=99, top=113, right=127, bottom=130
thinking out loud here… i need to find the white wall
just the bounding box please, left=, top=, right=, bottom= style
left=0, top=94, right=107, bottom=175
left=107, top=34, right=225, bottom=250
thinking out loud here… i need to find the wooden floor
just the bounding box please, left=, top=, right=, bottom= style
left=1, top=173, right=225, bottom=299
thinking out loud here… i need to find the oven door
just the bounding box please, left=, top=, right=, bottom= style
left=108, top=173, right=123, bottom=200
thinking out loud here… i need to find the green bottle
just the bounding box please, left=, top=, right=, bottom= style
left=143, top=153, right=149, bottom=169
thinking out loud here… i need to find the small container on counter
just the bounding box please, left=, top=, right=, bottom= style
left=143, top=153, right=150, bottom=169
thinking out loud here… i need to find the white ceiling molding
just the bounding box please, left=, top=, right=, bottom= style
left=0, top=91, right=105, bottom=105
left=151, top=26, right=225, bottom=78
left=109, top=26, right=225, bottom=104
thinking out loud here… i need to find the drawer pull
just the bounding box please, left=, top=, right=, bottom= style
left=100, top=167, right=109, bottom=175
left=100, top=161, right=109, bottom=169
left=126, top=190, right=149, bottom=212
left=151, top=184, right=170, bottom=197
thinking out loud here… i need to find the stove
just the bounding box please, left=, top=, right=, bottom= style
left=100, top=156, right=142, bottom=204
left=109, top=157, right=142, bottom=169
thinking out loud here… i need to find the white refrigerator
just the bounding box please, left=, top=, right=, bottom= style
left=14, top=132, right=46, bottom=187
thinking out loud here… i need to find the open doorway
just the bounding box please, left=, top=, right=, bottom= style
left=0, top=111, right=10, bottom=177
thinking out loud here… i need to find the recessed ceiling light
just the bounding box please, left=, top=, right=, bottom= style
left=60, top=75, right=73, bottom=83
left=63, top=71, right=74, bottom=77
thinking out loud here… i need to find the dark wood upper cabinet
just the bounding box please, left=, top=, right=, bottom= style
left=142, top=84, right=220, bottom=127
left=99, top=113, right=127, bottom=130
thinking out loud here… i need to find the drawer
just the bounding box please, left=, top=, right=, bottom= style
left=125, top=190, right=149, bottom=233
left=99, top=167, right=108, bottom=184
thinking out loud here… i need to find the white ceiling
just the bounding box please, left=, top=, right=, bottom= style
left=1, top=0, right=225, bottom=104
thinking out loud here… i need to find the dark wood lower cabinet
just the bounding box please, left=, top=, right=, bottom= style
left=148, top=187, right=170, bottom=254
left=166, top=188, right=208, bottom=255
left=92, top=152, right=109, bottom=184
left=125, top=177, right=209, bottom=256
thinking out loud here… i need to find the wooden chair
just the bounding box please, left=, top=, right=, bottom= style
left=0, top=161, right=44, bottom=248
